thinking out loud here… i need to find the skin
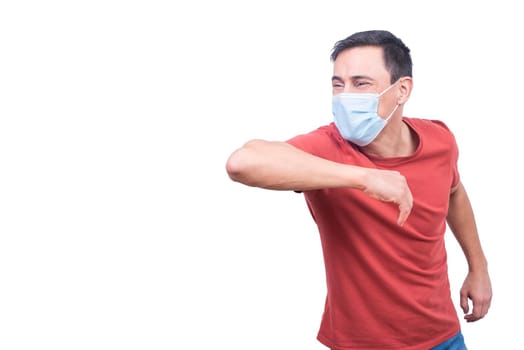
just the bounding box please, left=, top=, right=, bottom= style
left=226, top=45, right=492, bottom=321
left=447, top=182, right=492, bottom=322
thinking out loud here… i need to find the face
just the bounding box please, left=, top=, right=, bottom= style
left=332, top=46, right=401, bottom=119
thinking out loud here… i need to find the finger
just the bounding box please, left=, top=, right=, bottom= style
left=465, top=311, right=483, bottom=322
left=473, top=297, right=491, bottom=320
left=460, top=293, right=469, bottom=314
left=397, top=210, right=408, bottom=226
left=464, top=314, right=480, bottom=322
left=485, top=297, right=492, bottom=313
left=464, top=298, right=489, bottom=322
left=469, top=303, right=485, bottom=322
left=397, top=187, right=413, bottom=226
left=397, top=201, right=412, bottom=226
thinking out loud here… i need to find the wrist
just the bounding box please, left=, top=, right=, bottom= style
left=468, top=256, right=488, bottom=273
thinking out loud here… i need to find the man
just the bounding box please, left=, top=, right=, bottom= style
left=225, top=30, right=492, bottom=349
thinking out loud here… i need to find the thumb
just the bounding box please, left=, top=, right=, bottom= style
left=460, top=292, right=469, bottom=314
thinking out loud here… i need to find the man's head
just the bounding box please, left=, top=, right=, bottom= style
left=331, top=30, right=412, bottom=84
left=330, top=30, right=414, bottom=146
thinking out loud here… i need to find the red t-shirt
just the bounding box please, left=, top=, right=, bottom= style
left=287, top=118, right=461, bottom=350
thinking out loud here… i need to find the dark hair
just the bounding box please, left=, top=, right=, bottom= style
left=330, top=30, right=412, bottom=83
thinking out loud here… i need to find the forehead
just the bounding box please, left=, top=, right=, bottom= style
left=333, top=46, right=390, bottom=81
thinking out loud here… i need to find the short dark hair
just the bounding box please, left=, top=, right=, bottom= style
left=330, top=30, right=413, bottom=83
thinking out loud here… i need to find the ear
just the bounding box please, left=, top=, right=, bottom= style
left=397, top=77, right=413, bottom=105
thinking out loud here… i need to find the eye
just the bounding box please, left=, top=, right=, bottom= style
left=355, top=81, right=370, bottom=87
left=332, top=82, right=344, bottom=89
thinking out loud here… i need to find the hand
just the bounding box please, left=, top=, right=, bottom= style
left=362, top=168, right=413, bottom=226
left=460, top=270, right=492, bottom=322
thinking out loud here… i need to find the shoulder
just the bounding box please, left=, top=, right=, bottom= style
left=405, top=117, right=452, bottom=131
left=404, top=117, right=460, bottom=165
left=405, top=117, right=456, bottom=142
left=286, top=123, right=351, bottom=159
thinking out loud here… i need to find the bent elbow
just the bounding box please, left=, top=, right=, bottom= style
left=225, top=139, right=262, bottom=183
left=225, top=149, right=245, bottom=182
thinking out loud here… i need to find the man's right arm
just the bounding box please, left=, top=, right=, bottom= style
left=225, top=139, right=413, bottom=225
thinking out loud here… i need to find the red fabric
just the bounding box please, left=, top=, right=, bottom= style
left=287, top=118, right=461, bottom=349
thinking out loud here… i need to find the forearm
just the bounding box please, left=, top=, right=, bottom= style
left=225, top=139, right=367, bottom=191
left=447, top=182, right=488, bottom=272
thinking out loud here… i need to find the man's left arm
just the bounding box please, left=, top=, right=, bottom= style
left=447, top=181, right=492, bottom=322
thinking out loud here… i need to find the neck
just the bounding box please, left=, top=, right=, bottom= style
left=361, top=117, right=418, bottom=158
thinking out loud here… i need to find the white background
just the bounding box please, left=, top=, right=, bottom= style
left=1, top=1, right=522, bottom=349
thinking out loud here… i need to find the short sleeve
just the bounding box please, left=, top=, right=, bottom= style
left=286, top=123, right=344, bottom=161
left=430, top=120, right=460, bottom=189
left=449, top=132, right=460, bottom=189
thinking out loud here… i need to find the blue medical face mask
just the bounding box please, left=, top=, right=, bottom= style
left=332, top=82, right=399, bottom=146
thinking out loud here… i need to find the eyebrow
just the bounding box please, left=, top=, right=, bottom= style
left=331, top=75, right=374, bottom=82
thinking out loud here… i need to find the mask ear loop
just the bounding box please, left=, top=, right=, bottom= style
left=384, top=104, right=399, bottom=122
left=378, top=80, right=400, bottom=97
left=378, top=80, right=400, bottom=121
